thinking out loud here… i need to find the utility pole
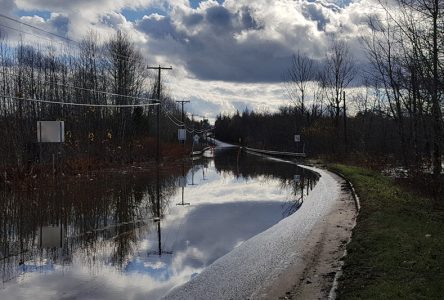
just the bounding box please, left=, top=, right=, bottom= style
left=148, top=66, right=172, bottom=248
left=147, top=65, right=172, bottom=162
left=176, top=100, right=190, bottom=147
left=176, top=100, right=190, bottom=126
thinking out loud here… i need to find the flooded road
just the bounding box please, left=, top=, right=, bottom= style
left=0, top=148, right=319, bottom=300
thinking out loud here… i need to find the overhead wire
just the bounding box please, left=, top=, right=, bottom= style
left=0, top=14, right=142, bottom=64
left=0, top=15, right=216, bottom=131
left=0, top=94, right=159, bottom=108
left=0, top=70, right=158, bottom=103
left=159, top=104, right=212, bottom=135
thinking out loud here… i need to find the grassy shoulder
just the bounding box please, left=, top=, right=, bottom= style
left=329, top=164, right=444, bottom=300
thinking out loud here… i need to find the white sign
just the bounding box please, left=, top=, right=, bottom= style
left=193, top=135, right=200, bottom=144
left=294, top=135, right=301, bottom=143
left=178, top=176, right=187, bottom=187
left=37, top=121, right=65, bottom=143
left=178, top=129, right=187, bottom=141
left=294, top=175, right=301, bottom=183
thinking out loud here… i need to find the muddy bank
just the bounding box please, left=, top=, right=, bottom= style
left=271, top=172, right=357, bottom=300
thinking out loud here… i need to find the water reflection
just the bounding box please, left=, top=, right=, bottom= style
left=0, top=148, right=319, bottom=299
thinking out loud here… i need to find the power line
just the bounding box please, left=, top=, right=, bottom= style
left=0, top=14, right=140, bottom=63
left=161, top=106, right=184, bottom=124
left=0, top=70, right=157, bottom=103
left=0, top=23, right=60, bottom=45
left=0, top=13, right=76, bottom=44
left=0, top=94, right=159, bottom=108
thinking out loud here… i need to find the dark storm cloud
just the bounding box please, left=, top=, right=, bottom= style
left=136, top=14, right=177, bottom=39
left=136, top=3, right=302, bottom=83
left=183, top=12, right=204, bottom=27
left=133, top=0, right=375, bottom=84
left=0, top=0, right=17, bottom=15
left=239, top=7, right=260, bottom=30
left=205, top=6, right=232, bottom=27
left=49, top=13, right=69, bottom=35
left=303, top=2, right=329, bottom=31
left=10, top=0, right=370, bottom=85
left=184, top=46, right=292, bottom=83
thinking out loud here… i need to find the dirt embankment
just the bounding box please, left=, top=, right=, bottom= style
left=265, top=173, right=357, bottom=300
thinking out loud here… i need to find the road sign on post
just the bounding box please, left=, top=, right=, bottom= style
left=294, top=134, right=300, bottom=143
left=37, top=121, right=65, bottom=143
left=193, top=134, right=200, bottom=144
left=178, top=129, right=186, bottom=141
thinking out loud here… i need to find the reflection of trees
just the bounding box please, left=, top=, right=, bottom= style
left=280, top=172, right=320, bottom=217
left=0, top=167, right=183, bottom=284
left=214, top=148, right=318, bottom=182
left=214, top=149, right=320, bottom=217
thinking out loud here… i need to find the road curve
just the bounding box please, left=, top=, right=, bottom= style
left=162, top=166, right=354, bottom=300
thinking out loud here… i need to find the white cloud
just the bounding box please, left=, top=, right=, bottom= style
left=1, top=0, right=385, bottom=116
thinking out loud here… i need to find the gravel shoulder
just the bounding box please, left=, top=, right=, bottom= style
left=263, top=172, right=357, bottom=300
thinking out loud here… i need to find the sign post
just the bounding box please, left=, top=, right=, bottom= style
left=294, top=134, right=300, bottom=153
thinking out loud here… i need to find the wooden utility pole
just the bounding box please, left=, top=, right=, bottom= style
left=176, top=100, right=190, bottom=125
left=147, top=65, right=172, bottom=162
left=176, top=100, right=190, bottom=146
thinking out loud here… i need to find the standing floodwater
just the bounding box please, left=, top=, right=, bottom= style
left=0, top=148, right=318, bottom=299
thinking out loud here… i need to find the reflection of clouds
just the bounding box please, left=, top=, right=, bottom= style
left=166, top=201, right=286, bottom=270
left=144, top=261, right=167, bottom=270
left=1, top=154, right=311, bottom=300
left=2, top=265, right=186, bottom=300
left=181, top=166, right=289, bottom=206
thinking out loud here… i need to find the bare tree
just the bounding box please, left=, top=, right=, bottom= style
left=323, top=40, right=356, bottom=149
left=106, top=30, right=146, bottom=143
left=286, top=51, right=315, bottom=118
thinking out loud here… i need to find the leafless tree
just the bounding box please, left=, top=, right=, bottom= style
left=286, top=51, right=315, bottom=118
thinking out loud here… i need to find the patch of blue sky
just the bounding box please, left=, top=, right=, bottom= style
left=122, top=7, right=167, bottom=22
left=124, top=256, right=172, bottom=281
left=189, top=0, right=224, bottom=9
left=15, top=9, right=51, bottom=20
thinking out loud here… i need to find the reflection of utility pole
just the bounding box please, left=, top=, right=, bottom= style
left=202, top=167, right=207, bottom=181
left=177, top=162, right=190, bottom=206
left=149, top=163, right=173, bottom=256
left=148, top=222, right=173, bottom=257
left=147, top=65, right=172, bottom=162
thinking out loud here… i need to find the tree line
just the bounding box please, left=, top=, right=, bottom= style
left=216, top=0, right=443, bottom=175
left=0, top=30, right=202, bottom=174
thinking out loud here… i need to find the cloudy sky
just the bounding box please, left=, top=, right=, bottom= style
left=0, top=0, right=381, bottom=120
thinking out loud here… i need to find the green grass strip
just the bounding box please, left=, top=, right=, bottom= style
left=329, top=164, right=444, bottom=300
